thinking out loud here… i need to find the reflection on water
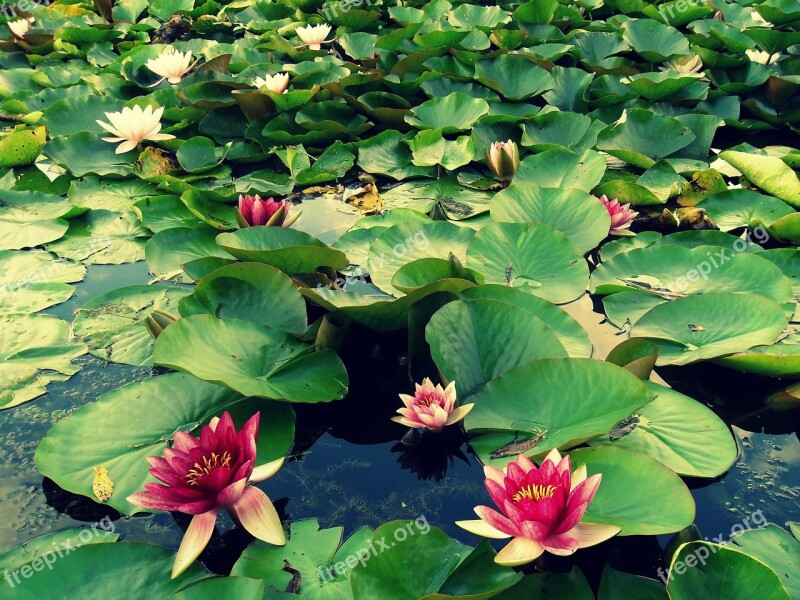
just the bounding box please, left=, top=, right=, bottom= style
left=0, top=259, right=798, bottom=585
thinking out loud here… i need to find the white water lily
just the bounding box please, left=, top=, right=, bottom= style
left=146, top=48, right=196, bottom=85
left=746, top=49, right=778, bottom=65
left=660, top=54, right=704, bottom=75
left=96, top=105, right=175, bottom=154
left=253, top=72, right=290, bottom=94
left=296, top=23, right=332, bottom=50
left=7, top=17, right=33, bottom=40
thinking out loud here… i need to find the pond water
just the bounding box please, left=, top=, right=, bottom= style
left=2, top=255, right=797, bottom=587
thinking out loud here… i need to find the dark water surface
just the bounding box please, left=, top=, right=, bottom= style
left=1, top=259, right=798, bottom=584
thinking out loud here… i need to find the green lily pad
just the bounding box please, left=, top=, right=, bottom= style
left=68, top=177, right=158, bottom=213
left=466, top=358, right=655, bottom=465
left=426, top=299, right=568, bottom=398
left=0, top=314, right=86, bottom=409
left=598, top=565, right=667, bottom=600
left=380, top=178, right=492, bottom=219
left=216, top=227, right=349, bottom=275
left=495, top=568, right=593, bottom=600
left=153, top=314, right=349, bottom=403
left=46, top=210, right=150, bottom=265
left=622, top=71, right=705, bottom=102
left=460, top=285, right=592, bottom=358
left=0, top=542, right=211, bottom=599
left=621, top=19, right=691, bottom=62
left=589, top=382, right=737, bottom=478
left=405, top=93, right=490, bottom=134
left=591, top=244, right=793, bottom=304
left=367, top=221, right=475, bottom=296
left=667, top=542, right=790, bottom=600
left=491, top=185, right=610, bottom=254
left=72, top=284, right=192, bottom=366
left=719, top=151, right=800, bottom=208
left=0, top=191, right=72, bottom=250
left=697, top=189, right=795, bottom=231
left=35, top=372, right=293, bottom=515
left=357, top=130, right=436, bottom=181
left=0, top=249, right=85, bottom=314
left=730, top=524, right=799, bottom=599
left=520, top=111, right=602, bottom=153
left=466, top=222, right=589, bottom=304
left=569, top=446, right=695, bottom=536
left=513, top=148, right=606, bottom=193
left=0, top=527, right=119, bottom=576
left=179, top=262, right=308, bottom=334
left=631, top=292, right=788, bottom=366
left=596, top=109, right=696, bottom=169
left=167, top=577, right=266, bottom=600
left=43, top=132, right=136, bottom=178
left=714, top=332, right=800, bottom=377
left=146, top=226, right=234, bottom=283
left=474, top=54, right=554, bottom=101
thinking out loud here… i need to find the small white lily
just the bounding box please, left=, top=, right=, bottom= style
left=296, top=23, right=332, bottom=51
left=746, top=49, right=779, bottom=65
left=7, top=17, right=33, bottom=40
left=253, top=73, right=290, bottom=94
left=660, top=54, right=704, bottom=75
left=145, top=48, right=198, bottom=85
left=96, top=105, right=176, bottom=154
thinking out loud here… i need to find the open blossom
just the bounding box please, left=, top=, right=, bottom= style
left=660, top=54, right=703, bottom=74
left=7, top=17, right=33, bottom=40
left=296, top=23, right=332, bottom=50
left=597, top=195, right=638, bottom=236
left=746, top=49, right=778, bottom=65
left=146, top=48, right=196, bottom=85
left=486, top=140, right=520, bottom=182
left=236, top=194, right=299, bottom=228
left=253, top=73, right=290, bottom=94
left=96, top=105, right=175, bottom=154
left=392, top=379, right=473, bottom=432
left=128, top=412, right=285, bottom=578
left=456, top=449, right=620, bottom=566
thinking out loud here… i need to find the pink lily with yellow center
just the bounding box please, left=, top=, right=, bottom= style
left=456, top=449, right=620, bottom=566
left=392, top=378, right=473, bottom=433
left=127, top=411, right=285, bottom=578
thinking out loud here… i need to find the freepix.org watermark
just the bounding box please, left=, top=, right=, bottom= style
left=318, top=516, right=431, bottom=583
left=1, top=0, right=49, bottom=19
left=656, top=509, right=768, bottom=584
left=320, top=0, right=380, bottom=22
left=3, top=517, right=116, bottom=588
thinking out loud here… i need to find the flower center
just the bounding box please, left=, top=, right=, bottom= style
left=416, top=393, right=441, bottom=408
left=512, top=484, right=557, bottom=503
left=186, top=451, right=232, bottom=486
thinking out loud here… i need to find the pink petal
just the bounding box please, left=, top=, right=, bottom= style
left=229, top=486, right=285, bottom=545
left=564, top=522, right=621, bottom=549
left=474, top=505, right=522, bottom=537
left=172, top=509, right=218, bottom=578
left=541, top=532, right=580, bottom=553
left=217, top=478, right=247, bottom=506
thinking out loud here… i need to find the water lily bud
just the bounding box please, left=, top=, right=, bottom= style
left=145, top=309, right=179, bottom=340
left=486, top=140, right=520, bottom=182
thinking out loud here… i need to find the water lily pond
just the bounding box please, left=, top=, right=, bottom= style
left=1, top=0, right=800, bottom=597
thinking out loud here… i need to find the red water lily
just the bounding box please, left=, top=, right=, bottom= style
left=598, top=195, right=638, bottom=236
left=392, top=378, right=473, bottom=432
left=128, top=412, right=285, bottom=578
left=236, top=194, right=300, bottom=228
left=456, top=449, right=620, bottom=566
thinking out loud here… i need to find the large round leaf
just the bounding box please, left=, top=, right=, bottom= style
left=153, top=315, right=349, bottom=402
left=68, top=177, right=157, bottom=213
left=35, top=372, right=293, bottom=515
left=466, top=358, right=655, bottom=465
left=569, top=446, right=695, bottom=536
left=731, top=524, right=800, bottom=599
left=621, top=19, right=691, bottom=62
left=216, top=227, right=348, bottom=275
left=466, top=222, right=589, bottom=304
left=179, top=262, right=308, bottom=334
left=0, top=542, right=211, bottom=599
left=0, top=314, right=86, bottom=409
left=0, top=191, right=72, bottom=250
left=491, top=185, right=610, bottom=254
left=46, top=210, right=150, bottom=265
left=367, top=221, right=475, bottom=296
left=719, top=151, right=800, bottom=208
left=474, top=54, right=554, bottom=100
left=43, top=132, right=136, bottom=178
left=667, top=542, right=790, bottom=600
left=426, top=299, right=568, bottom=398
left=591, top=244, right=793, bottom=305
left=405, top=93, right=490, bottom=134
left=72, top=284, right=191, bottom=366
left=697, top=189, right=795, bottom=231
left=714, top=332, right=800, bottom=377
left=146, top=226, right=234, bottom=283
left=630, top=292, right=788, bottom=366
left=460, top=285, right=592, bottom=358
left=0, top=249, right=85, bottom=314
left=512, top=149, right=607, bottom=194
left=589, top=382, right=737, bottom=478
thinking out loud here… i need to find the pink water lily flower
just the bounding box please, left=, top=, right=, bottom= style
left=128, top=412, right=286, bottom=578
left=456, top=449, right=620, bottom=566
left=236, top=194, right=300, bottom=228
left=392, top=378, right=474, bottom=432
left=598, top=195, right=638, bottom=236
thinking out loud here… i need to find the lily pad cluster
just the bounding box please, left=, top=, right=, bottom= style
left=1, top=0, right=799, bottom=597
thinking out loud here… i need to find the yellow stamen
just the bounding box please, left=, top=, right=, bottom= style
left=512, top=484, right=557, bottom=503
left=185, top=451, right=232, bottom=486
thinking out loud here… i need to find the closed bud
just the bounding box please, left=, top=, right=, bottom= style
left=486, top=140, right=520, bottom=182
left=145, top=310, right=180, bottom=340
